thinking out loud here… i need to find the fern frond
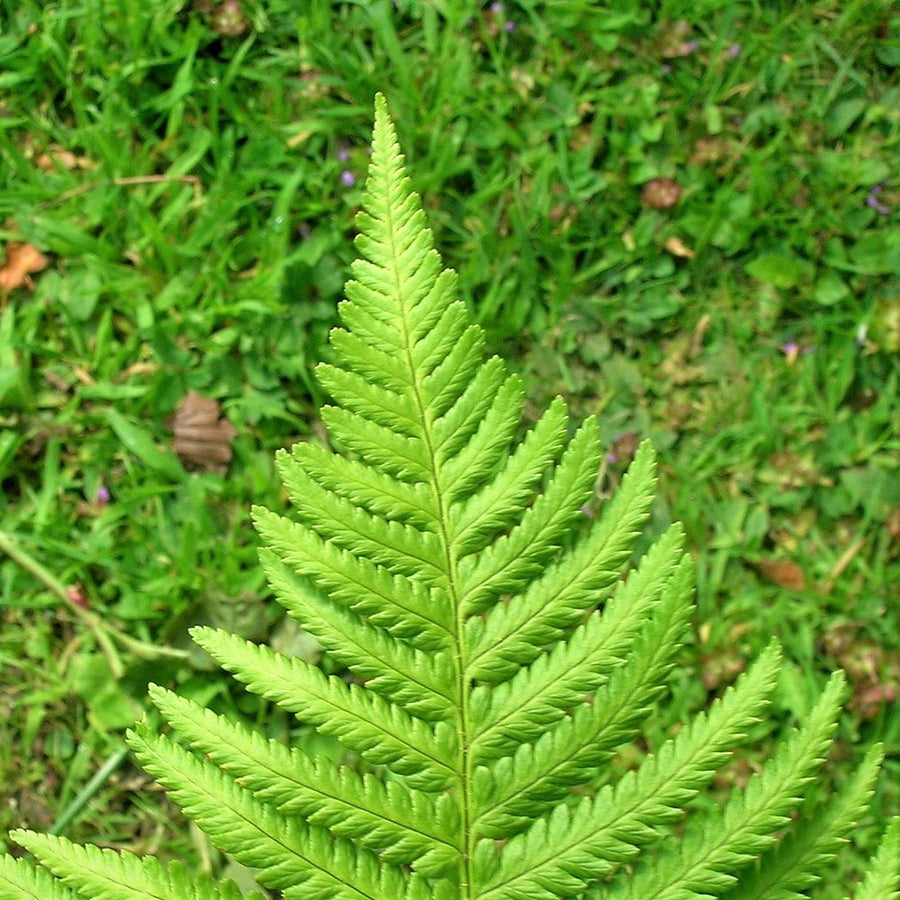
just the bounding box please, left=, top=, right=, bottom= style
left=435, top=372, right=525, bottom=502
left=320, top=405, right=433, bottom=482
left=127, top=728, right=446, bottom=900
left=1, top=93, right=888, bottom=900
left=9, top=831, right=252, bottom=900
left=458, top=417, right=601, bottom=616
left=472, top=548, right=694, bottom=838
left=855, top=818, right=900, bottom=900
left=448, top=395, right=569, bottom=556
left=252, top=505, right=454, bottom=645
left=430, top=358, right=515, bottom=467
left=471, top=541, right=692, bottom=761
left=264, top=461, right=446, bottom=579
left=259, top=550, right=455, bottom=718
left=315, top=362, right=422, bottom=436
left=285, top=441, right=437, bottom=526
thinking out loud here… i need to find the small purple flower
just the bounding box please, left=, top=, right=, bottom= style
left=685, top=40, right=699, bottom=53
left=782, top=341, right=799, bottom=357
left=95, top=486, right=110, bottom=504
left=727, top=43, right=741, bottom=58
left=605, top=452, right=618, bottom=465
left=490, top=1, right=504, bottom=12
left=504, top=19, right=516, bottom=32
left=336, top=146, right=350, bottom=162
left=340, top=170, right=356, bottom=187
left=867, top=183, right=890, bottom=215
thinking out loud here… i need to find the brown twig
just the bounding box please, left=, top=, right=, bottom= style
left=41, top=174, right=202, bottom=208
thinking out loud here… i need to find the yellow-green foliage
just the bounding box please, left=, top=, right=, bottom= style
left=2, top=96, right=897, bottom=900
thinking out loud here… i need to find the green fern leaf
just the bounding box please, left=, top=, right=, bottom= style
left=189, top=625, right=457, bottom=789
left=475, top=642, right=783, bottom=897
left=605, top=671, right=846, bottom=899
left=465, top=439, right=660, bottom=683
left=0, top=855, right=80, bottom=900
left=8, top=832, right=252, bottom=900
left=144, top=686, right=459, bottom=875
left=855, top=818, right=900, bottom=900
left=127, top=727, right=449, bottom=900
left=719, top=744, right=884, bottom=900
left=1, top=93, right=892, bottom=900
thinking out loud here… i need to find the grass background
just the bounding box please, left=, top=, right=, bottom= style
left=1, top=0, right=898, bottom=892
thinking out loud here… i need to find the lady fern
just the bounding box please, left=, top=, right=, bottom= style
left=2, top=95, right=896, bottom=900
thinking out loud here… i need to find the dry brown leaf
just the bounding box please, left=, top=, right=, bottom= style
left=656, top=20, right=695, bottom=58
left=0, top=242, right=49, bottom=295
left=754, top=558, right=806, bottom=591
left=641, top=178, right=682, bottom=209
left=664, top=235, right=695, bottom=259
left=172, top=391, right=237, bottom=474
left=35, top=144, right=97, bottom=172
left=609, top=430, right=640, bottom=464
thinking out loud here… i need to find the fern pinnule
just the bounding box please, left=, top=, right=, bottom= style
left=465, top=438, right=659, bottom=682
left=471, top=546, right=691, bottom=760
left=0, top=855, right=81, bottom=900
left=719, top=743, right=884, bottom=900
left=855, top=818, right=900, bottom=900
left=252, top=503, right=454, bottom=643
left=9, top=831, right=252, bottom=900
left=471, top=550, right=694, bottom=838
left=610, top=671, right=846, bottom=899
left=448, top=395, right=569, bottom=556
left=258, top=549, right=454, bottom=718
left=142, top=687, right=459, bottom=876
left=128, top=728, right=444, bottom=900
left=189, top=626, right=457, bottom=788
left=1, top=92, right=893, bottom=900
left=476, top=643, right=784, bottom=898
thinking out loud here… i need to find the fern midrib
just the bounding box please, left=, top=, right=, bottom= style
left=381, top=163, right=475, bottom=894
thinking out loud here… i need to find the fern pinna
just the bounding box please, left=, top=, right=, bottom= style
left=2, top=95, right=897, bottom=900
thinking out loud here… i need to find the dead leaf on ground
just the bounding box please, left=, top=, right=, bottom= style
left=0, top=242, right=49, bottom=295
left=656, top=20, right=696, bottom=58
left=34, top=144, right=97, bottom=172
left=753, top=558, right=806, bottom=590
left=171, top=391, right=237, bottom=474
left=689, top=137, right=732, bottom=166
left=664, top=235, right=695, bottom=259
left=641, top=178, right=682, bottom=209
left=608, top=430, right=640, bottom=464
left=819, top=621, right=900, bottom=719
